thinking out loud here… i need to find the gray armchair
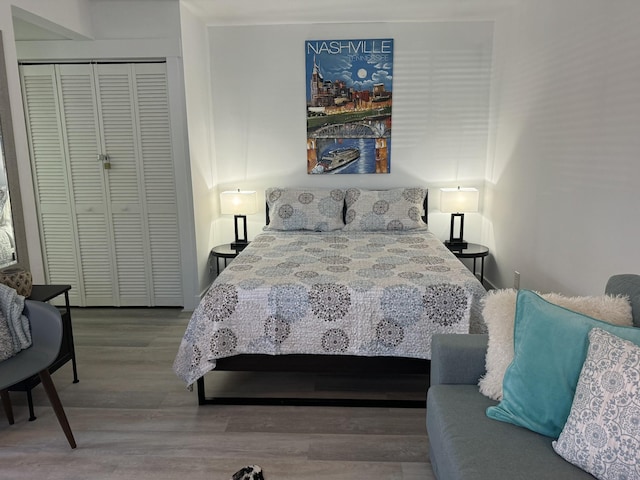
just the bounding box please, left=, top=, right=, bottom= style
left=0, top=300, right=76, bottom=448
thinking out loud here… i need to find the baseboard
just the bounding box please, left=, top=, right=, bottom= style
left=483, top=278, right=497, bottom=291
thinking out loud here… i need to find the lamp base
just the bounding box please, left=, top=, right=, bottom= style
left=445, top=240, right=468, bottom=249
left=230, top=241, right=249, bottom=251
left=231, top=214, right=249, bottom=252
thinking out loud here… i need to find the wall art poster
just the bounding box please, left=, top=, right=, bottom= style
left=306, top=38, right=393, bottom=174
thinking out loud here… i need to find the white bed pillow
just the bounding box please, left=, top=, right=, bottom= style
left=478, top=289, right=633, bottom=401
left=264, top=187, right=345, bottom=232
left=342, top=187, right=427, bottom=232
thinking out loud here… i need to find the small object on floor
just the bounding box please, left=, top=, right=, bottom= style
left=231, top=465, right=264, bottom=480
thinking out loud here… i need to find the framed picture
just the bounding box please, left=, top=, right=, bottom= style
left=305, top=39, right=393, bottom=174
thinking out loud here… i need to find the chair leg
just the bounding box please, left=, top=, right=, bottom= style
left=38, top=369, right=77, bottom=449
left=1, top=389, right=14, bottom=425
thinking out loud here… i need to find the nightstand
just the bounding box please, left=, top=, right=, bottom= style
left=209, top=243, right=247, bottom=275
left=447, top=243, right=489, bottom=284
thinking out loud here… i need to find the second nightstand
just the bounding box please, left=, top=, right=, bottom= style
left=447, top=243, right=489, bottom=284
left=209, top=243, right=247, bottom=275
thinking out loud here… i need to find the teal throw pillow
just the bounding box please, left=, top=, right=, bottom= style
left=486, top=290, right=640, bottom=438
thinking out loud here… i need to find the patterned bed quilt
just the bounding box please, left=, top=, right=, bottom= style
left=174, top=230, right=487, bottom=387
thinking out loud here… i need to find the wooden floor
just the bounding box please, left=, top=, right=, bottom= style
left=0, top=307, right=434, bottom=480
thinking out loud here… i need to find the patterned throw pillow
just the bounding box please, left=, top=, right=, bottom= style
left=342, top=187, right=428, bottom=231
left=553, top=328, right=640, bottom=480
left=0, top=267, right=33, bottom=297
left=264, top=188, right=345, bottom=232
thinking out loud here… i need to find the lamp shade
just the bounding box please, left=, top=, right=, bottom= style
left=220, top=190, right=258, bottom=215
left=440, top=187, right=479, bottom=213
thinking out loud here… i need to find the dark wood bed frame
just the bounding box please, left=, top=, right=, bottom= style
left=198, top=190, right=431, bottom=408
left=197, top=355, right=429, bottom=408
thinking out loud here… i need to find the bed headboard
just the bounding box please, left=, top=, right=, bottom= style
left=265, top=189, right=429, bottom=226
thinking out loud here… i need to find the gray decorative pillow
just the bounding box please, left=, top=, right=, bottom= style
left=553, top=328, right=640, bottom=480
left=264, top=188, right=345, bottom=232
left=342, top=187, right=427, bottom=231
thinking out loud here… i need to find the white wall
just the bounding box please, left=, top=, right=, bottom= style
left=208, top=21, right=494, bottom=245
left=88, top=0, right=180, bottom=40
left=10, top=0, right=93, bottom=39
left=488, top=0, right=640, bottom=294
left=179, top=2, right=217, bottom=297
left=17, top=0, right=182, bottom=59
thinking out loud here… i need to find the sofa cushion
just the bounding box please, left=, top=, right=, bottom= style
left=553, top=328, right=640, bottom=480
left=427, top=385, right=594, bottom=480
left=486, top=290, right=640, bottom=438
left=479, top=289, right=632, bottom=401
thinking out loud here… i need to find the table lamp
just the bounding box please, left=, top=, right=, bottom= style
left=220, top=190, right=257, bottom=250
left=440, top=187, right=479, bottom=249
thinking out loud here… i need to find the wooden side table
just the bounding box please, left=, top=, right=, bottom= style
left=8, top=284, right=78, bottom=421
left=447, top=243, right=489, bottom=284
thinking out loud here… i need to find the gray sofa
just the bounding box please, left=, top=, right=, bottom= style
left=426, top=274, right=640, bottom=480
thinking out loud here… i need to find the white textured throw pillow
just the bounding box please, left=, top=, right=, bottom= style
left=478, top=289, right=633, bottom=401
left=553, top=328, right=640, bottom=480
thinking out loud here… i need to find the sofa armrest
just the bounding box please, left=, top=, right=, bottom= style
left=430, top=334, right=488, bottom=386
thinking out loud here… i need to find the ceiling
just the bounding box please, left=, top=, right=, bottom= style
left=182, top=0, right=517, bottom=25
left=12, top=0, right=518, bottom=41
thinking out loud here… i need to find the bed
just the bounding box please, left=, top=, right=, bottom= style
left=174, top=187, right=487, bottom=407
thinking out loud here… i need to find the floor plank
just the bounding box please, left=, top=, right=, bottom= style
left=0, top=307, right=435, bottom=480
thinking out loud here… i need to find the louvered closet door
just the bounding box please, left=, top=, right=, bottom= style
left=94, top=63, right=182, bottom=306
left=94, top=64, right=150, bottom=306
left=131, top=64, right=182, bottom=306
left=57, top=64, right=116, bottom=306
left=20, top=65, right=84, bottom=306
